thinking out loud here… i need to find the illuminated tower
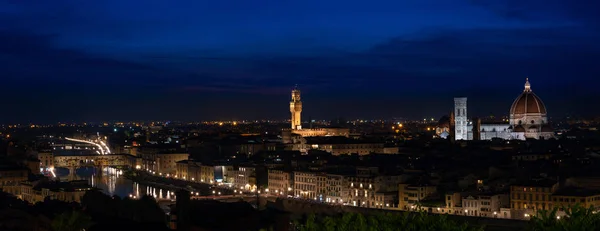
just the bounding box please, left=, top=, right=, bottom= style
left=454, top=97, right=468, bottom=140
left=290, top=86, right=302, bottom=130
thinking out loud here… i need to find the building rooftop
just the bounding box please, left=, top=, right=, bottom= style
left=514, top=178, right=557, bottom=188
left=304, top=136, right=382, bottom=144
left=553, top=187, right=600, bottom=197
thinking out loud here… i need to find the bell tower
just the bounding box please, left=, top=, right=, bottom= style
left=454, top=97, right=468, bottom=140
left=290, top=86, right=302, bottom=130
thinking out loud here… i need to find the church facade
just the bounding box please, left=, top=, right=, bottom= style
left=441, top=79, right=554, bottom=141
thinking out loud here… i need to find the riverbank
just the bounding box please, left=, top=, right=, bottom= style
left=124, top=170, right=233, bottom=196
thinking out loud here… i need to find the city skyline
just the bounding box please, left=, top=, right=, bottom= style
left=1, top=1, right=599, bottom=122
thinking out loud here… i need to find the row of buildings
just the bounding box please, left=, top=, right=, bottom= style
left=170, top=154, right=600, bottom=220
left=0, top=159, right=91, bottom=204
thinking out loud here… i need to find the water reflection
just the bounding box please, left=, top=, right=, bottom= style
left=54, top=167, right=175, bottom=200
left=134, top=183, right=175, bottom=200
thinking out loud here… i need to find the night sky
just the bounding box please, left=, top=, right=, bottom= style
left=0, top=1, right=598, bottom=123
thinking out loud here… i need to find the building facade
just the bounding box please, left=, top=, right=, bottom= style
left=448, top=79, right=554, bottom=141
left=141, top=152, right=189, bottom=175
left=510, top=180, right=558, bottom=218
left=268, top=170, right=292, bottom=196
left=398, top=184, right=437, bottom=210
left=461, top=194, right=510, bottom=217
left=293, top=171, right=318, bottom=199
left=227, top=166, right=256, bottom=190
left=0, top=166, right=28, bottom=189
left=3, top=180, right=91, bottom=204
left=290, top=87, right=302, bottom=130
left=454, top=97, right=468, bottom=140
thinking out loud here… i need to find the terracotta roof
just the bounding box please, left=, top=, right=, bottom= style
left=510, top=78, right=547, bottom=115
left=510, top=92, right=547, bottom=114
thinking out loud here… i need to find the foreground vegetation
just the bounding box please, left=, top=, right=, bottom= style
left=293, top=212, right=484, bottom=231
left=291, top=205, right=600, bottom=231
left=529, top=205, right=600, bottom=231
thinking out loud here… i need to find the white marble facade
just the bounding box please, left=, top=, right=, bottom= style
left=452, top=78, right=553, bottom=141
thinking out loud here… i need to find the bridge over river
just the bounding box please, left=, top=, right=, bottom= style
left=53, top=154, right=139, bottom=180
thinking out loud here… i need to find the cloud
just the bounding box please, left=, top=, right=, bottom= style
left=364, top=26, right=600, bottom=81
left=134, top=25, right=600, bottom=98
left=468, top=0, right=600, bottom=27
left=0, top=0, right=598, bottom=121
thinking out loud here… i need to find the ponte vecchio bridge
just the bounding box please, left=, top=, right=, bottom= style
left=43, top=137, right=140, bottom=180
left=52, top=154, right=139, bottom=180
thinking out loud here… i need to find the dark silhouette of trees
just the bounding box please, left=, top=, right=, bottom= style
left=529, top=205, right=600, bottom=231
left=294, top=212, right=484, bottom=231
left=51, top=210, right=93, bottom=231
left=81, top=191, right=165, bottom=224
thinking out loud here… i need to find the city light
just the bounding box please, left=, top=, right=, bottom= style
left=65, top=137, right=108, bottom=155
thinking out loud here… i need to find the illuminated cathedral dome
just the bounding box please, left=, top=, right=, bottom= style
left=510, top=78, right=547, bottom=115
left=509, top=78, right=553, bottom=139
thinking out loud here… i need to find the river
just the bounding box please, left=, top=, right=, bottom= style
left=54, top=167, right=177, bottom=201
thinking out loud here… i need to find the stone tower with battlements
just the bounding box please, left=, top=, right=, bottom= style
left=290, top=86, right=302, bottom=130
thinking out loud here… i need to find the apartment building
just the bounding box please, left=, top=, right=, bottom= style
left=176, top=160, right=215, bottom=183
left=347, top=176, right=377, bottom=207
left=38, top=152, right=54, bottom=169
left=374, top=192, right=397, bottom=208
left=268, top=169, right=292, bottom=196
left=551, top=187, right=600, bottom=211
left=398, top=183, right=437, bottom=210
left=462, top=193, right=510, bottom=217
left=3, top=180, right=91, bottom=204
left=510, top=179, right=558, bottom=218
left=141, top=151, right=189, bottom=175
left=228, top=166, right=257, bottom=190
left=0, top=165, right=29, bottom=189
left=293, top=171, right=318, bottom=199
left=190, top=162, right=215, bottom=183
left=323, top=174, right=346, bottom=203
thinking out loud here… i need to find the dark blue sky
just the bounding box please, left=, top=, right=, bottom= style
left=0, top=0, right=598, bottom=123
